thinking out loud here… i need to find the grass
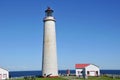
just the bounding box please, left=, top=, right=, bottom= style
left=85, top=76, right=120, bottom=80
left=9, top=76, right=120, bottom=80
left=62, top=76, right=120, bottom=80
left=11, top=77, right=67, bottom=80
left=35, top=77, right=67, bottom=80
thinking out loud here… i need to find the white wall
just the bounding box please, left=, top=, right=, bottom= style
left=42, top=16, right=58, bottom=77
left=85, top=64, right=100, bottom=76
left=0, top=68, right=9, bottom=79
left=76, top=69, right=83, bottom=76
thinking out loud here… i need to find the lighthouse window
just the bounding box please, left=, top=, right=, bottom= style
left=47, top=12, right=52, bottom=16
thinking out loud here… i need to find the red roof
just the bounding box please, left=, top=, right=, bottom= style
left=75, top=64, right=90, bottom=68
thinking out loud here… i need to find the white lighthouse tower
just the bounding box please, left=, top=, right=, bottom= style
left=42, top=7, right=58, bottom=77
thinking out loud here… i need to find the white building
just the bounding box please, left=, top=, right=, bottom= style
left=0, top=67, right=9, bottom=79
left=75, top=64, right=100, bottom=77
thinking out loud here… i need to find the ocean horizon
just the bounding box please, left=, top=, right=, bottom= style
left=9, top=70, right=120, bottom=77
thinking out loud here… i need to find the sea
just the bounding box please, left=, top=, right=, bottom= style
left=9, top=70, right=120, bottom=78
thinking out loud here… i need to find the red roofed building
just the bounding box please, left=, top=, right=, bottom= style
left=75, top=64, right=90, bottom=69
left=75, top=64, right=100, bottom=77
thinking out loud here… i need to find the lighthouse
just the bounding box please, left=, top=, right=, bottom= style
left=42, top=7, right=58, bottom=77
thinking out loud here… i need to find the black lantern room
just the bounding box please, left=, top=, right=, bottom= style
left=45, top=7, right=54, bottom=17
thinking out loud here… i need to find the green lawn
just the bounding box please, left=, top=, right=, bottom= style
left=62, top=76, right=120, bottom=80
left=36, top=77, right=67, bottom=80
left=85, top=76, right=120, bottom=80
left=11, top=77, right=67, bottom=80
left=9, top=76, right=120, bottom=80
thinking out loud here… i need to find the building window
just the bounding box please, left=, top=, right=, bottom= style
left=81, top=71, right=83, bottom=73
left=96, top=71, right=98, bottom=76
left=87, top=71, right=89, bottom=75
left=78, top=71, right=81, bottom=74
left=3, top=74, right=7, bottom=78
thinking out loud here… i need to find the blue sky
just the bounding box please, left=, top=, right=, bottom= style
left=0, top=0, right=120, bottom=71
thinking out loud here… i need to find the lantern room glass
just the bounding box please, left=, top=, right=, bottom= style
left=45, top=7, right=54, bottom=17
